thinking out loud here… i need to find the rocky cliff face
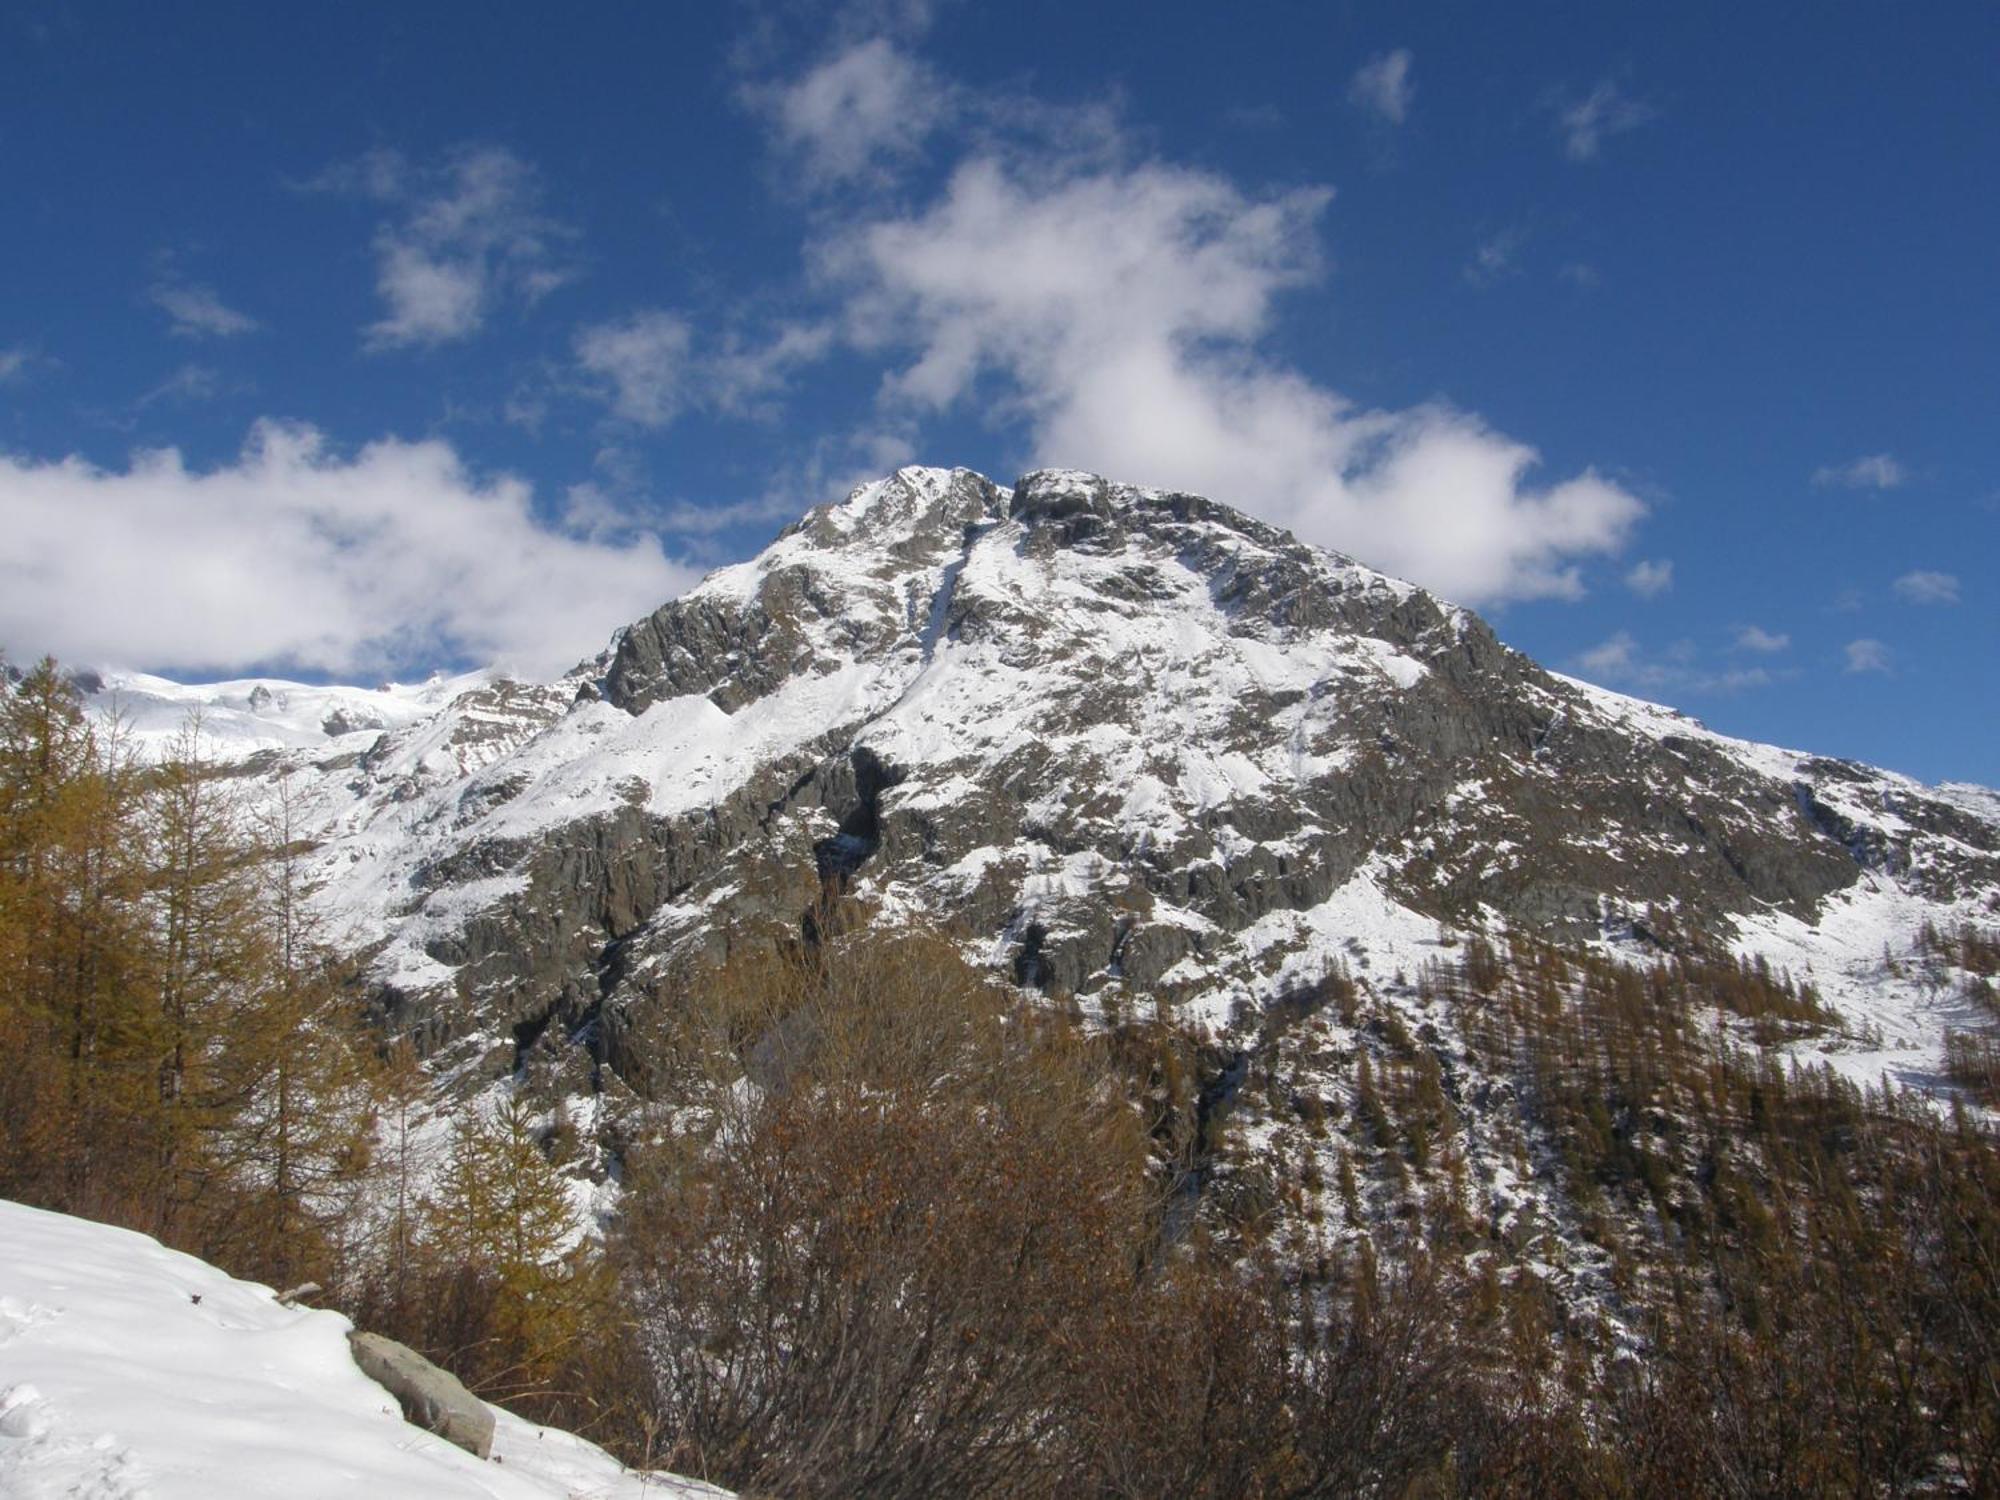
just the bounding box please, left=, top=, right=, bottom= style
left=151, top=466, right=1998, bottom=1100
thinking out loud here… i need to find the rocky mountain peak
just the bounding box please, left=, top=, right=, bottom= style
left=128, top=465, right=1997, bottom=1105
left=797, top=464, right=1006, bottom=548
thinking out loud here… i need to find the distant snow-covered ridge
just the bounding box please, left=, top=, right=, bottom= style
left=0, top=1197, right=727, bottom=1499
left=78, top=666, right=497, bottom=758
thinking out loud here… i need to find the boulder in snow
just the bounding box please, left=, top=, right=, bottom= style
left=347, top=1330, right=495, bottom=1459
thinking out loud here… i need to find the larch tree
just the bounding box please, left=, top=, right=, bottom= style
left=0, top=659, right=151, bottom=1211
left=421, top=1090, right=591, bottom=1397
left=139, top=715, right=278, bottom=1239
left=214, top=767, right=381, bottom=1287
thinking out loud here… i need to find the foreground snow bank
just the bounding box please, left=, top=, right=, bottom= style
left=0, top=1198, right=726, bottom=1499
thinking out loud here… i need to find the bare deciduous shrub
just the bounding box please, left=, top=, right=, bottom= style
left=616, top=929, right=1155, bottom=1498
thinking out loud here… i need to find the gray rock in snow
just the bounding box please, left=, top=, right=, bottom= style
left=347, top=1329, right=496, bottom=1459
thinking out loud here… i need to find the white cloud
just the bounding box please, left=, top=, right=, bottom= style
left=135, top=364, right=225, bottom=408
left=764, top=37, right=951, bottom=185
left=0, top=346, right=56, bottom=386
left=707, top=321, right=837, bottom=414
left=370, top=242, right=484, bottom=347
left=1556, top=80, right=1656, bottom=162
left=575, top=310, right=694, bottom=427
left=618, top=426, right=915, bottom=566
left=651, top=489, right=817, bottom=540
left=825, top=153, right=1644, bottom=604
left=1732, top=624, right=1790, bottom=653
left=151, top=279, right=258, bottom=338
left=1844, top=638, right=1893, bottom=674
left=1813, top=452, right=1905, bottom=490
left=1573, top=630, right=1776, bottom=696
left=502, top=387, right=548, bottom=435
left=1576, top=630, right=1642, bottom=679
left=314, top=146, right=575, bottom=350
left=0, top=421, right=694, bottom=678
left=1892, top=569, right=1959, bottom=605
left=1624, top=558, right=1672, bottom=598
left=1348, top=50, right=1414, bottom=125
left=718, top=429, right=917, bottom=535
left=573, top=313, right=835, bottom=428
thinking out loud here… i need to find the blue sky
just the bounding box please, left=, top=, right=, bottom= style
left=1, top=1, right=1994, bottom=785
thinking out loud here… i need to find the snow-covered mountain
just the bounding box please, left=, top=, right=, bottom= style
left=70, top=463, right=2000, bottom=1325
left=89, top=466, right=2000, bottom=1107
left=0, top=1198, right=726, bottom=1498
left=80, top=667, right=495, bottom=758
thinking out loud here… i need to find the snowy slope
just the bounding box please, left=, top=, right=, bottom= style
left=0, top=1198, right=726, bottom=1500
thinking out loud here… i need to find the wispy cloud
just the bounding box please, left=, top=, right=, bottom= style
left=1464, top=226, right=1527, bottom=287
left=575, top=311, right=693, bottom=427
left=754, top=36, right=953, bottom=187
left=1813, top=452, right=1905, bottom=490
left=648, top=489, right=813, bottom=539
left=707, top=321, right=837, bottom=415
left=0, top=346, right=33, bottom=384
left=502, top=386, right=548, bottom=435
left=572, top=312, right=836, bottom=429
left=1348, top=49, right=1414, bottom=126
left=1893, top=569, right=1960, bottom=605
left=1574, top=630, right=1779, bottom=695
left=311, top=146, right=576, bottom=350
left=1844, top=638, right=1893, bottom=674
left=1555, top=80, right=1656, bottom=162
left=150, top=278, right=258, bottom=338
left=1731, top=624, right=1790, bottom=653
left=1624, top=558, right=1672, bottom=598
left=1575, top=631, right=1651, bottom=679
left=668, top=426, right=916, bottom=554
left=1222, top=103, right=1284, bottom=131
left=135, top=364, right=227, bottom=409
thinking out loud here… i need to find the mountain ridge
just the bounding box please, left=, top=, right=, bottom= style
left=75, top=464, right=2000, bottom=1104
